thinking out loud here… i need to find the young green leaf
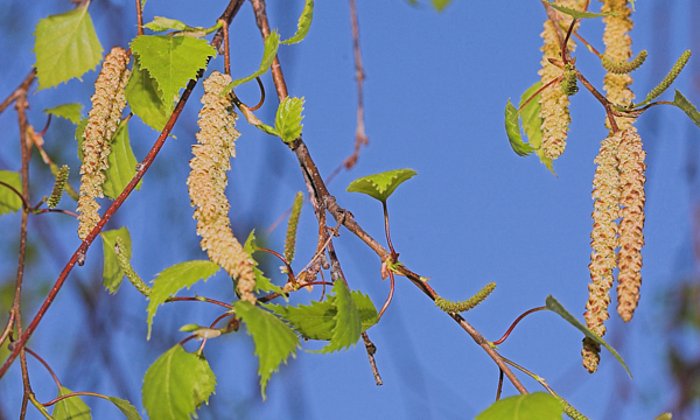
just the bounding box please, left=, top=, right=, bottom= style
left=275, top=97, right=304, bottom=143
left=431, top=0, right=452, bottom=12
left=0, top=171, right=22, bottom=215
left=230, top=31, right=280, bottom=88
left=130, top=35, right=215, bottom=104
left=146, top=260, right=220, bottom=339
left=34, top=5, right=104, bottom=89
left=269, top=291, right=378, bottom=340
left=43, top=103, right=84, bottom=125
left=346, top=168, right=417, bottom=203
left=234, top=301, right=299, bottom=399
left=547, top=2, right=609, bottom=19
left=282, top=0, right=314, bottom=44
left=52, top=387, right=91, bottom=420
left=242, top=231, right=284, bottom=295
left=476, top=392, right=562, bottom=420
left=672, top=90, right=700, bottom=128
left=545, top=295, right=631, bottom=377
left=126, top=60, right=171, bottom=131
left=518, top=82, right=555, bottom=172
left=107, top=397, right=142, bottom=420
left=320, top=280, right=362, bottom=353
left=142, top=345, right=216, bottom=420
left=504, top=99, right=535, bottom=157
left=143, top=16, right=190, bottom=32
left=103, top=120, right=140, bottom=199
left=101, top=227, right=132, bottom=294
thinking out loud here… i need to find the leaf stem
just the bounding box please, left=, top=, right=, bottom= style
left=382, top=201, right=397, bottom=260
left=492, top=306, right=546, bottom=345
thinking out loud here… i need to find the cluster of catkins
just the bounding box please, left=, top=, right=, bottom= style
left=187, top=71, right=257, bottom=303
left=581, top=0, right=646, bottom=373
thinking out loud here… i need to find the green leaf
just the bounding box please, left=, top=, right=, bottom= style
left=275, top=97, right=304, bottom=143
left=519, top=82, right=543, bottom=150
left=476, top=392, right=562, bottom=420
left=230, top=31, right=280, bottom=88
left=146, top=260, right=220, bottom=339
left=346, top=168, right=417, bottom=203
left=44, top=103, right=84, bottom=125
left=101, top=227, right=132, bottom=294
left=547, top=2, right=610, bottom=19
left=282, top=0, right=314, bottom=44
left=130, top=35, right=215, bottom=104
left=242, top=231, right=284, bottom=295
left=34, top=5, right=103, bottom=90
left=672, top=90, right=700, bottom=128
left=320, top=280, right=362, bottom=352
left=142, top=345, right=216, bottom=420
left=431, top=0, right=452, bottom=12
left=144, top=16, right=190, bottom=32
left=504, top=99, right=535, bottom=157
left=126, top=60, right=171, bottom=131
left=107, top=397, right=142, bottom=420
left=545, top=295, right=631, bottom=377
left=0, top=171, right=22, bottom=215
left=234, top=301, right=299, bottom=399
left=53, top=387, right=92, bottom=420
left=103, top=120, right=140, bottom=199
left=269, top=290, right=377, bottom=340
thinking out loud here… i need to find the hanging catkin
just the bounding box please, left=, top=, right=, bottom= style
left=616, top=128, right=646, bottom=322
left=582, top=130, right=622, bottom=373
left=538, top=0, right=584, bottom=161
left=187, top=71, right=257, bottom=304
left=77, top=47, right=130, bottom=239
left=601, top=0, right=635, bottom=129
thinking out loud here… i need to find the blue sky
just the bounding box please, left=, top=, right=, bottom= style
left=0, top=0, right=698, bottom=418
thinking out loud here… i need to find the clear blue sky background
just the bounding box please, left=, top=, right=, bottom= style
left=0, top=0, right=698, bottom=419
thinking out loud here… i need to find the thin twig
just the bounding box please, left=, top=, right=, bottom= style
left=135, top=0, right=143, bottom=36
left=376, top=271, right=395, bottom=322
left=361, top=332, right=383, bottom=386
left=0, top=69, right=36, bottom=115
left=165, top=296, right=233, bottom=310
left=0, top=0, right=247, bottom=379
left=492, top=306, right=546, bottom=346
left=495, top=369, right=504, bottom=400
left=345, top=0, right=369, bottom=170
left=25, top=348, right=62, bottom=390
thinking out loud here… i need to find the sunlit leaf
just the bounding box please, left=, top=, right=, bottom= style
left=103, top=120, right=140, bottom=199
left=101, top=227, right=132, bottom=294
left=546, top=295, right=631, bottom=377
left=673, top=90, right=700, bottom=128
left=107, top=397, right=142, bottom=420
left=146, top=260, right=220, bottom=339
left=547, top=2, right=610, bottom=19
left=143, top=16, right=221, bottom=37
left=0, top=171, right=22, bottom=215
left=504, top=99, right=535, bottom=157
left=230, top=31, right=280, bottom=88
left=142, top=345, right=216, bottom=420
left=234, top=301, right=299, bottom=399
left=43, top=103, right=84, bottom=125
left=53, top=387, right=91, bottom=420
left=34, top=5, right=103, bottom=89
left=242, top=231, right=284, bottom=295
left=125, top=60, right=171, bottom=131
left=319, top=280, right=362, bottom=353
left=347, top=168, right=417, bottom=203
left=275, top=97, right=304, bottom=143
left=282, top=0, right=314, bottom=44
left=476, top=392, right=562, bottom=420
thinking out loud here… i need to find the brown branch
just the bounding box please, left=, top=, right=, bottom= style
left=135, top=0, right=144, bottom=36
left=0, top=0, right=247, bottom=379
left=0, top=69, right=36, bottom=115
left=249, top=0, right=528, bottom=395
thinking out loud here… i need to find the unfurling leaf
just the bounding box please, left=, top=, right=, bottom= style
left=44, top=103, right=84, bottom=125
left=347, top=168, right=417, bottom=203
left=672, top=90, right=700, bottom=128
left=0, top=171, right=23, bottom=215
left=275, top=97, right=304, bottom=143
left=146, top=260, right=220, bottom=339
left=547, top=2, right=610, bottom=19
left=234, top=301, right=299, bottom=399
left=130, top=35, right=215, bottom=104
left=101, top=227, right=132, bottom=294
left=476, top=392, right=562, bottom=420
left=282, top=0, right=314, bottom=44
left=52, top=387, right=91, bottom=420
left=504, top=99, right=534, bottom=157
left=545, top=295, right=631, bottom=377
left=142, top=345, right=216, bottom=420
left=229, top=31, right=280, bottom=88
left=143, top=16, right=221, bottom=37
left=34, top=5, right=103, bottom=89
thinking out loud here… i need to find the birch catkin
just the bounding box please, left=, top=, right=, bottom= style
left=77, top=47, right=130, bottom=239
left=583, top=131, right=622, bottom=373
left=187, top=71, right=257, bottom=304
left=538, top=1, right=587, bottom=161
left=601, top=0, right=635, bottom=129
left=616, top=128, right=646, bottom=322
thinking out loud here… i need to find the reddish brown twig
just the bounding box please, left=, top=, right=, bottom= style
left=165, top=296, right=233, bottom=310
left=376, top=271, right=395, bottom=322
left=492, top=306, right=546, bottom=346
left=25, top=348, right=62, bottom=390
left=135, top=0, right=144, bottom=36
left=345, top=0, right=369, bottom=170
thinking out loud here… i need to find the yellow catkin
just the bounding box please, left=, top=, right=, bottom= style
left=582, top=131, right=622, bottom=373
left=187, top=71, right=257, bottom=304
left=616, top=128, right=645, bottom=322
left=601, top=0, right=635, bottom=129
left=538, top=0, right=584, bottom=161
left=77, top=47, right=130, bottom=239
